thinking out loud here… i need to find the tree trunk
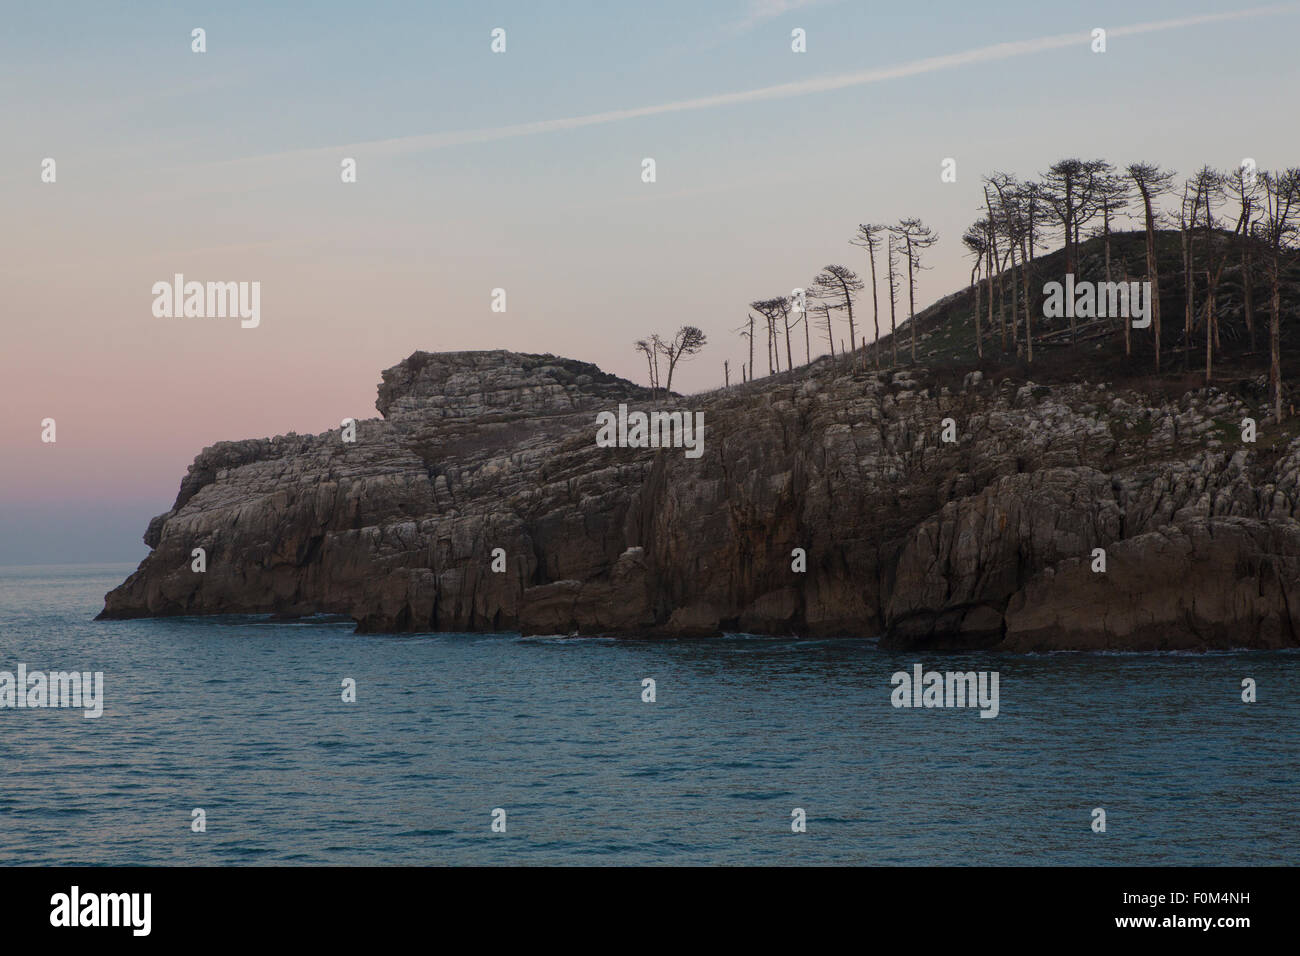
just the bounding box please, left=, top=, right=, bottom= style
left=843, top=283, right=857, bottom=362
left=1271, top=253, right=1283, bottom=422
left=1008, top=242, right=1020, bottom=351
left=1019, top=234, right=1033, bottom=364
left=888, top=241, right=898, bottom=368
left=997, top=248, right=1007, bottom=350
left=1181, top=218, right=1192, bottom=370
left=1103, top=206, right=1112, bottom=283
left=868, top=242, right=881, bottom=369
left=983, top=188, right=1004, bottom=351
left=985, top=238, right=996, bottom=355
left=1140, top=189, right=1162, bottom=373
left=1243, top=238, right=1256, bottom=352
left=1103, top=205, right=1114, bottom=331
left=1122, top=260, right=1131, bottom=358
left=748, top=315, right=755, bottom=381
left=783, top=314, right=792, bottom=372
left=906, top=240, right=917, bottom=363
left=1205, top=274, right=1213, bottom=384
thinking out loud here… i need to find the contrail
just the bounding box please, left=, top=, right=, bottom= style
left=222, top=4, right=1298, bottom=166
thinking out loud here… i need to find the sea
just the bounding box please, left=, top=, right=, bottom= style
left=2, top=563, right=1296, bottom=865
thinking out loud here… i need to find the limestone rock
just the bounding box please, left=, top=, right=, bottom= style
left=98, top=349, right=1300, bottom=651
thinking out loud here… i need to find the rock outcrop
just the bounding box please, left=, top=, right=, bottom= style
left=99, top=349, right=1300, bottom=651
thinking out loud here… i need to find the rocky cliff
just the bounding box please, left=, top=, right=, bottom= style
left=99, top=348, right=1300, bottom=651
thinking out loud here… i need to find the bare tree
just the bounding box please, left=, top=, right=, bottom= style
left=962, top=220, right=987, bottom=360
left=811, top=300, right=836, bottom=358
left=1012, top=181, right=1041, bottom=362
left=1039, top=159, right=1112, bottom=344
left=750, top=299, right=778, bottom=374
left=751, top=298, right=793, bottom=375
left=634, top=337, right=661, bottom=397
left=735, top=315, right=756, bottom=384
left=1178, top=170, right=1220, bottom=369
left=796, top=299, right=811, bottom=364
left=1258, top=169, right=1300, bottom=421
left=889, top=218, right=939, bottom=363
left=1227, top=163, right=1262, bottom=352
left=988, top=173, right=1040, bottom=353
left=988, top=175, right=1019, bottom=349
left=1127, top=162, right=1177, bottom=372
left=851, top=223, right=888, bottom=368
left=886, top=234, right=900, bottom=367
left=983, top=185, right=1006, bottom=349
left=1094, top=171, right=1132, bottom=313
left=778, top=296, right=794, bottom=370
left=811, top=266, right=864, bottom=367
left=657, top=325, right=708, bottom=395
left=1193, top=167, right=1228, bottom=382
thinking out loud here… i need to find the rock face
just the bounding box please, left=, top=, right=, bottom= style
left=100, top=349, right=1300, bottom=651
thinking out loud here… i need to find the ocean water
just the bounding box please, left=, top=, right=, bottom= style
left=1, top=563, right=1296, bottom=866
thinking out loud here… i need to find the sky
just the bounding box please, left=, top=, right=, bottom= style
left=3, top=0, right=1300, bottom=564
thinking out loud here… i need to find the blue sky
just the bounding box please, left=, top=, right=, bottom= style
left=3, top=0, right=1299, bottom=563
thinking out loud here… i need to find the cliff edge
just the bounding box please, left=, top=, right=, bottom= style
left=99, top=348, right=1300, bottom=651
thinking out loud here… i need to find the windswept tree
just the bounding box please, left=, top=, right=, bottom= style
left=850, top=223, right=888, bottom=367
left=750, top=298, right=776, bottom=374
left=982, top=185, right=1006, bottom=348
left=656, top=325, right=708, bottom=395
left=1127, top=161, right=1177, bottom=372
left=889, top=218, right=939, bottom=363
left=962, top=220, right=988, bottom=359
left=634, top=338, right=660, bottom=396
left=734, top=314, right=756, bottom=383
left=1228, top=163, right=1263, bottom=352
left=811, top=265, right=864, bottom=365
left=1010, top=180, right=1042, bottom=362
left=1178, top=175, right=1202, bottom=368
left=750, top=297, right=793, bottom=374
left=988, top=172, right=1038, bottom=352
left=1258, top=168, right=1300, bottom=422
left=1095, top=170, right=1132, bottom=288
left=886, top=234, right=900, bottom=367
left=811, top=299, right=836, bottom=358
left=778, top=295, right=794, bottom=370
left=1039, top=158, right=1112, bottom=344
left=1191, top=167, right=1228, bottom=380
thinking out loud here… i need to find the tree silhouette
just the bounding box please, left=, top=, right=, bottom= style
left=658, top=325, right=708, bottom=395
left=962, top=221, right=988, bottom=360
left=851, top=224, right=888, bottom=368
left=889, top=218, right=938, bottom=363
left=1127, top=162, right=1177, bottom=372
left=634, top=338, right=660, bottom=397
left=811, top=265, right=864, bottom=365
left=1227, top=163, right=1263, bottom=353
left=1259, top=169, right=1300, bottom=421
